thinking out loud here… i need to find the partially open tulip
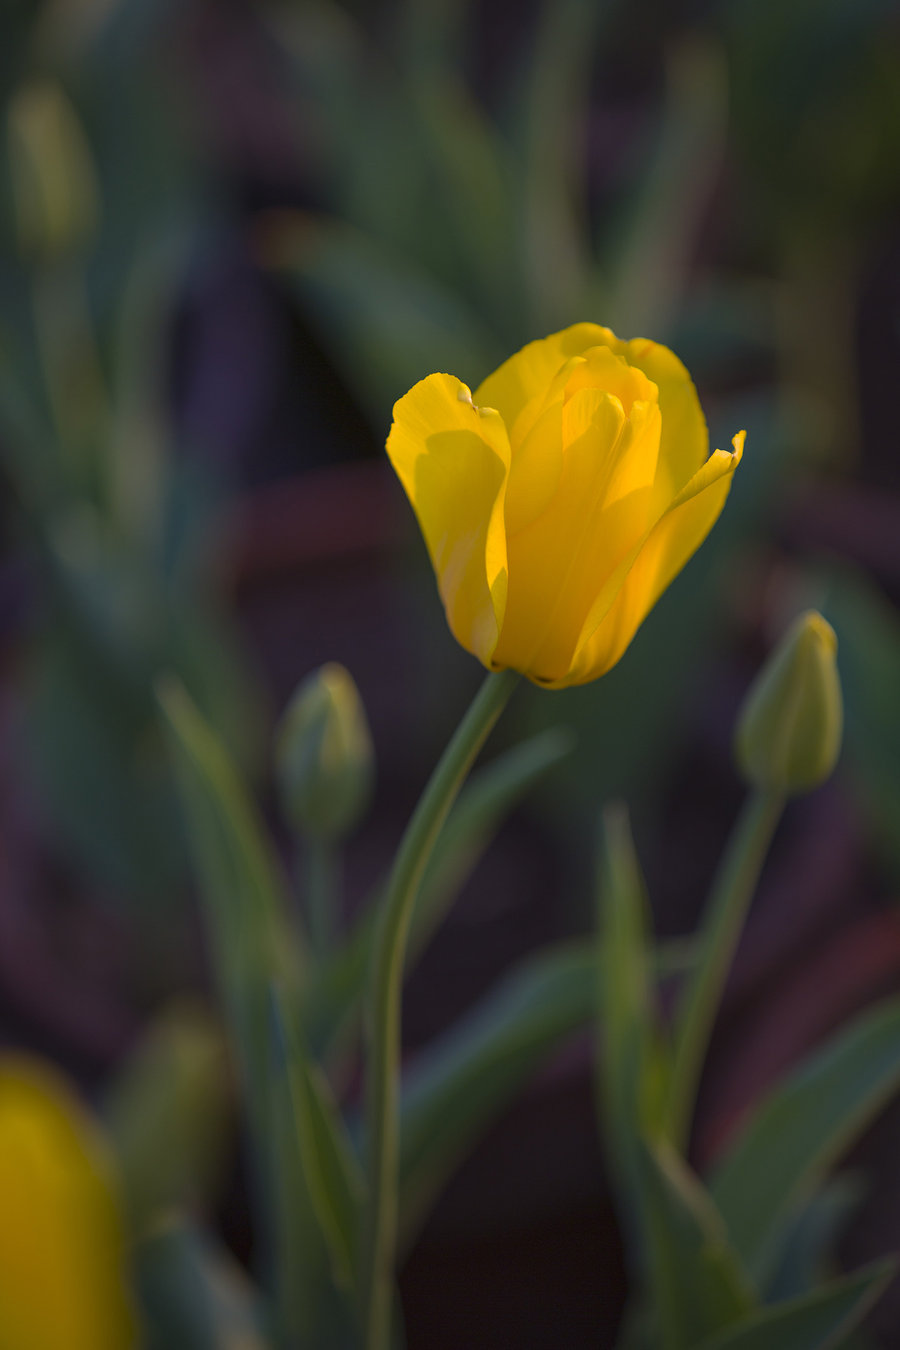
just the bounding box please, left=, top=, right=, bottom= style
left=0, top=1056, right=135, bottom=1350
left=387, top=324, right=743, bottom=687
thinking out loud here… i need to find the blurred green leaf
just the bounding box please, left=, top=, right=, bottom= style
left=508, top=0, right=609, bottom=331
left=259, top=210, right=502, bottom=430
left=710, top=997, right=900, bottom=1289
left=268, top=986, right=364, bottom=1292
left=307, top=728, right=573, bottom=1059
left=726, top=0, right=900, bottom=229
left=134, top=1215, right=269, bottom=1350
left=398, top=937, right=691, bottom=1251
left=639, top=1138, right=754, bottom=1350
left=765, top=1176, right=864, bottom=1303
left=398, top=939, right=594, bottom=1246
left=596, top=804, right=668, bottom=1223
left=695, top=1260, right=895, bottom=1350
left=106, top=999, right=230, bottom=1237
left=402, top=75, right=522, bottom=337
left=607, top=37, right=727, bottom=337
left=26, top=614, right=185, bottom=904
left=159, top=680, right=356, bottom=1345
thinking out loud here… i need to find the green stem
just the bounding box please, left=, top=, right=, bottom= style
left=306, top=839, right=338, bottom=957
left=360, top=668, right=519, bottom=1350
left=665, top=787, right=785, bottom=1152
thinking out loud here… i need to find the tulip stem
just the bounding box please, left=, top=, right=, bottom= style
left=665, top=786, right=785, bottom=1153
left=360, top=668, right=519, bottom=1350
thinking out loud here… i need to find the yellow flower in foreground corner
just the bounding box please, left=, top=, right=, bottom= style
left=387, top=323, right=744, bottom=687
left=0, top=1056, right=135, bottom=1350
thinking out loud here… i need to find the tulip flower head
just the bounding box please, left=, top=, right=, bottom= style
left=387, top=324, right=743, bottom=687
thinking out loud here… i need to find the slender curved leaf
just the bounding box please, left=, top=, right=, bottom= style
left=765, top=1176, right=864, bottom=1303
left=398, top=937, right=690, bottom=1249
left=639, top=1138, right=754, bottom=1350
left=710, top=997, right=900, bottom=1287
left=596, top=804, right=669, bottom=1219
left=260, top=211, right=501, bottom=429
left=268, top=986, right=364, bottom=1291
left=135, top=1216, right=268, bottom=1350
left=158, top=680, right=354, bottom=1344
left=696, top=1260, right=895, bottom=1350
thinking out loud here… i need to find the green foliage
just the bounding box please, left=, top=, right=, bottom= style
left=268, top=987, right=364, bottom=1293
left=710, top=997, right=900, bottom=1289
left=134, top=1217, right=268, bottom=1350
left=695, top=1262, right=896, bottom=1350
left=306, top=727, right=573, bottom=1059
left=159, top=677, right=598, bottom=1344
left=596, top=805, right=668, bottom=1209
left=638, top=1140, right=754, bottom=1350
left=593, top=755, right=896, bottom=1348
left=158, top=680, right=357, bottom=1347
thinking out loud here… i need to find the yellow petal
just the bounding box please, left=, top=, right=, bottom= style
left=504, top=395, right=565, bottom=536
left=494, top=393, right=656, bottom=682
left=0, top=1057, right=135, bottom=1350
left=560, top=432, right=745, bottom=687
left=474, top=323, right=617, bottom=449
left=620, top=336, right=709, bottom=502
left=563, top=344, right=657, bottom=415
left=387, top=373, right=511, bottom=664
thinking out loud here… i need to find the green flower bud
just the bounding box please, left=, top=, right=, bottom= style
left=7, top=79, right=99, bottom=262
left=735, top=610, right=843, bottom=795
left=275, top=663, right=374, bottom=842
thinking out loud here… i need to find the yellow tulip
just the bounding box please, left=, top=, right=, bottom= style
left=0, top=1056, right=135, bottom=1350
left=387, top=323, right=743, bottom=687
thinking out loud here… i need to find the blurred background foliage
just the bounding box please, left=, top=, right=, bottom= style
left=0, top=0, right=899, bottom=1345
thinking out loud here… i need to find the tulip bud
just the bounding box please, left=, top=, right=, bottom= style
left=735, top=610, right=843, bottom=795
left=7, top=79, right=99, bottom=262
left=275, top=663, right=374, bottom=842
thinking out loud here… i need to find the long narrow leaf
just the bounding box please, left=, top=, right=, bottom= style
left=158, top=680, right=351, bottom=1344
left=259, top=211, right=501, bottom=428
left=695, top=1260, right=895, bottom=1350
left=710, top=997, right=900, bottom=1288
left=606, top=37, right=727, bottom=337
left=596, top=805, right=667, bottom=1216
left=639, top=1138, right=755, bottom=1350
left=398, top=937, right=690, bottom=1249
left=135, top=1216, right=268, bottom=1350
left=269, top=986, right=364, bottom=1292
left=765, top=1177, right=864, bottom=1303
